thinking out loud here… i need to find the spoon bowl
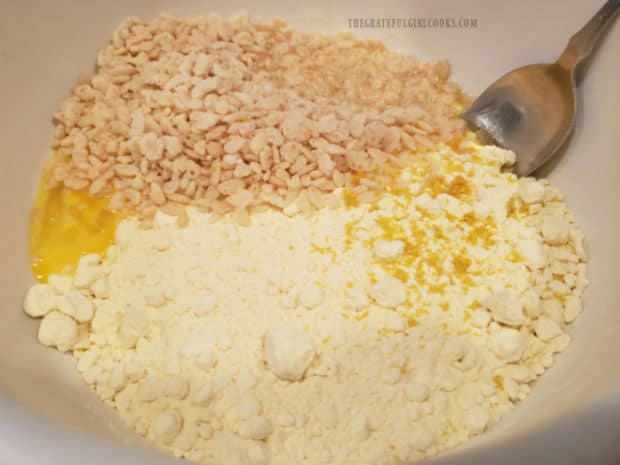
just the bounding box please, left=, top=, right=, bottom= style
left=463, top=63, right=575, bottom=176
left=463, top=0, right=619, bottom=176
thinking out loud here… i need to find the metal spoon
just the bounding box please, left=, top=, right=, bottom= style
left=463, top=0, right=620, bottom=176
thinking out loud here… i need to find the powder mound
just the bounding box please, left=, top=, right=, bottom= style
left=23, top=143, right=589, bottom=465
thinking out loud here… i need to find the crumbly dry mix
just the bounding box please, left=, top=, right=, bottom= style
left=24, top=14, right=589, bottom=465
left=25, top=143, right=588, bottom=465
left=48, top=14, right=467, bottom=225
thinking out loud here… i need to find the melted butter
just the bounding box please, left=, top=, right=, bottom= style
left=342, top=189, right=360, bottom=208
left=29, top=167, right=121, bottom=282
left=310, top=242, right=337, bottom=263
left=493, top=375, right=504, bottom=391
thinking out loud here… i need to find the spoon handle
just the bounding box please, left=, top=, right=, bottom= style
left=557, top=0, right=620, bottom=71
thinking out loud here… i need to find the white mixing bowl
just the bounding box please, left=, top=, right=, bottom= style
left=1, top=0, right=619, bottom=463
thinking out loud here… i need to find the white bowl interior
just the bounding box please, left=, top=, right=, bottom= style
left=1, top=0, right=619, bottom=463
